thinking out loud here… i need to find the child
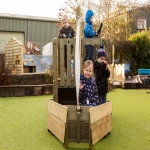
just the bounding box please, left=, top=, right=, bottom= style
left=84, top=10, right=98, bottom=62
left=58, top=15, right=76, bottom=72
left=94, top=46, right=110, bottom=104
left=79, top=60, right=99, bottom=106
left=58, top=15, right=76, bottom=38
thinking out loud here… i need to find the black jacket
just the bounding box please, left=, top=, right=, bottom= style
left=94, top=61, right=110, bottom=95
left=58, top=26, right=76, bottom=38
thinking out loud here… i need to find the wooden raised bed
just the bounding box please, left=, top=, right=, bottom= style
left=48, top=99, right=112, bottom=150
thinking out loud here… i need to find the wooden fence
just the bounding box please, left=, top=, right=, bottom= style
left=108, top=64, right=125, bottom=83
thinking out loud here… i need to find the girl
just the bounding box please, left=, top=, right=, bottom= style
left=79, top=60, right=99, bottom=106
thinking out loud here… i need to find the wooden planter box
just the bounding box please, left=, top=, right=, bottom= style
left=47, top=99, right=112, bottom=150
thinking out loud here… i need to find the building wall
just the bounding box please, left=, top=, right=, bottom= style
left=0, top=14, right=59, bottom=53
left=0, top=31, right=24, bottom=52
left=129, top=5, right=150, bottom=33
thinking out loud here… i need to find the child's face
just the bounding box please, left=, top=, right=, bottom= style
left=62, top=20, right=69, bottom=29
left=90, top=15, right=94, bottom=23
left=83, top=65, right=92, bottom=79
left=98, top=56, right=106, bottom=63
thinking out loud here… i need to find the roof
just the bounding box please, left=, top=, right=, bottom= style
left=4, top=37, right=23, bottom=48
left=0, top=13, right=59, bottom=22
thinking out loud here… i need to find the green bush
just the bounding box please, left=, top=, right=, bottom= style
left=128, top=30, right=150, bottom=73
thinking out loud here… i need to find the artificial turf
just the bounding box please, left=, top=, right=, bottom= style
left=0, top=89, right=150, bottom=150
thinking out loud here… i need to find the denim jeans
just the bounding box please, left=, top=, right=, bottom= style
left=98, top=95, right=106, bottom=104
left=84, top=45, right=94, bottom=62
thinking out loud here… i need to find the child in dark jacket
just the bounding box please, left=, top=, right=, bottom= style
left=58, top=15, right=76, bottom=72
left=58, top=15, right=76, bottom=38
left=79, top=60, right=99, bottom=106
left=84, top=10, right=97, bottom=62
left=94, top=46, right=110, bottom=104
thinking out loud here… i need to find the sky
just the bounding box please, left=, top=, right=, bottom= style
left=0, top=0, right=67, bottom=18
left=0, top=0, right=148, bottom=18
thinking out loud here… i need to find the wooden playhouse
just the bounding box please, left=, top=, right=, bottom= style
left=47, top=37, right=112, bottom=149
left=4, top=37, right=25, bottom=74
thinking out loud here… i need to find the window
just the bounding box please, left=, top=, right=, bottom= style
left=137, top=17, right=147, bottom=29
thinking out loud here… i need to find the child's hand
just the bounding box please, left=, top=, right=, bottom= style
left=95, top=32, right=98, bottom=37
left=80, top=81, right=84, bottom=89
left=104, top=60, right=108, bottom=69
left=62, top=34, right=66, bottom=38
left=104, top=60, right=108, bottom=65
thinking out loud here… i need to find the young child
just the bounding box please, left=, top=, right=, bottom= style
left=84, top=10, right=98, bottom=62
left=94, top=46, right=110, bottom=104
left=58, top=15, right=76, bottom=38
left=79, top=60, right=99, bottom=106
left=58, top=15, right=76, bottom=73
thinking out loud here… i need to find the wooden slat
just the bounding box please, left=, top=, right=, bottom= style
left=83, top=38, right=101, bottom=45
left=66, top=105, right=77, bottom=121
left=5, top=53, right=13, bottom=55
left=66, top=39, right=72, bottom=87
left=48, top=99, right=68, bottom=123
left=12, top=53, right=21, bottom=56
left=90, top=114, right=112, bottom=144
left=67, top=121, right=89, bottom=142
left=80, top=106, right=91, bottom=121
left=5, top=44, right=22, bottom=49
left=72, top=41, right=75, bottom=87
left=60, top=39, right=65, bottom=86
left=89, top=101, right=112, bottom=124
left=5, top=62, right=15, bottom=65
left=48, top=112, right=66, bottom=143
left=53, top=39, right=58, bottom=102
left=66, top=105, right=91, bottom=122
left=5, top=47, right=21, bottom=51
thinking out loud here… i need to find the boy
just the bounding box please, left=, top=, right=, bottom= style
left=94, top=46, right=110, bottom=104
left=58, top=15, right=76, bottom=72
left=84, top=10, right=97, bottom=62
left=58, top=15, right=76, bottom=38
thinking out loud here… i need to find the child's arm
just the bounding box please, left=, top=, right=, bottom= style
left=80, top=81, right=84, bottom=89
left=79, top=81, right=85, bottom=105
left=103, top=60, right=110, bottom=78
left=84, top=24, right=96, bottom=38
left=71, top=27, right=76, bottom=38
left=105, top=67, right=110, bottom=78
left=58, top=29, right=66, bottom=38
left=94, top=61, right=106, bottom=78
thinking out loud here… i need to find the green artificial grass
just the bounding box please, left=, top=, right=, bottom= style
left=0, top=89, right=150, bottom=150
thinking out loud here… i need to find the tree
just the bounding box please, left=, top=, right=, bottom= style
left=128, top=30, right=150, bottom=74
left=58, top=0, right=142, bottom=62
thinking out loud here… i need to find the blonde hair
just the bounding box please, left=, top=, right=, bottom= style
left=83, top=60, right=93, bottom=76
left=61, top=15, right=69, bottom=22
